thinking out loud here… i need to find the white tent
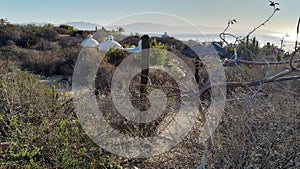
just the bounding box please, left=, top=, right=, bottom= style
left=98, top=35, right=123, bottom=51
left=81, top=34, right=99, bottom=48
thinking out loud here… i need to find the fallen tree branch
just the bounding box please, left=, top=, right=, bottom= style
left=232, top=58, right=300, bottom=65
left=200, top=75, right=300, bottom=97
left=222, top=47, right=300, bottom=66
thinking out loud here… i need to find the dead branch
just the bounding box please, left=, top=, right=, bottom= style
left=242, top=1, right=280, bottom=40
left=199, top=74, right=300, bottom=97
left=219, top=1, right=280, bottom=46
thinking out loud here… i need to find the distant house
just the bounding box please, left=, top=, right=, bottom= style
left=161, top=32, right=170, bottom=38
left=212, top=42, right=227, bottom=57
left=182, top=42, right=227, bottom=59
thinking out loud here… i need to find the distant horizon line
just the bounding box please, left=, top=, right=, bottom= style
left=12, top=20, right=285, bottom=34
left=3, top=19, right=297, bottom=51
left=6, top=20, right=297, bottom=42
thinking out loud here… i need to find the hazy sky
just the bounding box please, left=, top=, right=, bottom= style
left=0, top=0, right=299, bottom=35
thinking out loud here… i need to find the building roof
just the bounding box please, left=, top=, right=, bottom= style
left=80, top=34, right=99, bottom=48
left=182, top=42, right=227, bottom=58
left=98, top=35, right=123, bottom=51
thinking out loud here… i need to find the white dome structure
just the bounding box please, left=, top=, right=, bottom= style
left=124, top=40, right=142, bottom=53
left=106, top=35, right=114, bottom=41
left=81, top=34, right=99, bottom=48
left=98, top=35, right=123, bottom=51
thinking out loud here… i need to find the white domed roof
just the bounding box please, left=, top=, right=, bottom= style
left=98, top=35, right=123, bottom=51
left=106, top=35, right=114, bottom=40
left=81, top=34, right=99, bottom=48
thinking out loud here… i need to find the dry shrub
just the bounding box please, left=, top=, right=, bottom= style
left=205, top=64, right=300, bottom=168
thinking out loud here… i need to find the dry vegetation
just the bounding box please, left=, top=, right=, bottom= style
left=0, top=3, right=300, bottom=167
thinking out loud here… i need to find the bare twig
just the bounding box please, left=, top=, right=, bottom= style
left=289, top=47, right=300, bottom=71
left=242, top=1, right=280, bottom=40
left=219, top=1, right=280, bottom=47
left=219, top=19, right=239, bottom=46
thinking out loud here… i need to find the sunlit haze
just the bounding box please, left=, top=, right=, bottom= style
left=1, top=0, right=299, bottom=34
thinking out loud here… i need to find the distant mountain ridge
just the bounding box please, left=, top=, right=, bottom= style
left=108, top=22, right=282, bottom=36
left=65, top=22, right=101, bottom=31
left=20, top=21, right=282, bottom=36
left=107, top=22, right=224, bottom=34
left=21, top=21, right=102, bottom=31
left=21, top=22, right=52, bottom=26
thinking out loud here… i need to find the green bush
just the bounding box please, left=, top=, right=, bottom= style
left=0, top=61, right=124, bottom=168
left=150, top=38, right=168, bottom=66
left=59, top=24, right=75, bottom=31
left=104, top=48, right=128, bottom=66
